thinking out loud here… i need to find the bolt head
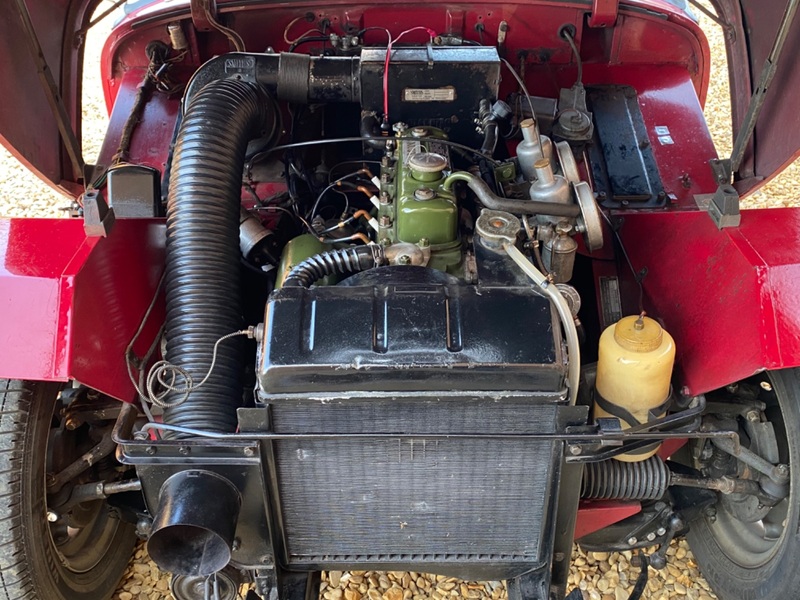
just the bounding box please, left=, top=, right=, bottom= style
left=46, top=510, right=59, bottom=523
left=568, top=445, right=582, bottom=456
left=244, top=447, right=256, bottom=457
left=136, top=518, right=153, bottom=538
left=656, top=527, right=666, bottom=536
left=397, top=255, right=412, bottom=265
left=178, top=446, right=190, bottom=455
left=627, top=537, right=637, bottom=545
left=646, top=532, right=656, bottom=541
left=145, top=446, right=156, bottom=455
left=760, top=381, right=773, bottom=392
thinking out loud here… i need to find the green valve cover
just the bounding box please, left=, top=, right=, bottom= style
left=396, top=152, right=458, bottom=245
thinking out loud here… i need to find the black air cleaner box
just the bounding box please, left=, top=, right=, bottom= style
left=359, top=46, right=501, bottom=141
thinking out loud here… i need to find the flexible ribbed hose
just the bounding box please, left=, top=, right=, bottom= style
left=163, top=79, right=273, bottom=436
left=283, top=245, right=385, bottom=288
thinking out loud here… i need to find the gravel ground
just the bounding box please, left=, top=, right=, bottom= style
left=0, top=2, right=797, bottom=599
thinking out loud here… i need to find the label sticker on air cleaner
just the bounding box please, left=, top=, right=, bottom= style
left=402, top=87, right=456, bottom=102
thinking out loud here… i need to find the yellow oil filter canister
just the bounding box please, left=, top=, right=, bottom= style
left=594, top=314, right=676, bottom=462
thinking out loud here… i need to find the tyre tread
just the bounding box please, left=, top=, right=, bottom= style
left=0, top=380, right=36, bottom=600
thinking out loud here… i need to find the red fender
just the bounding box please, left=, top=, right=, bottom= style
left=0, top=218, right=164, bottom=401
left=618, top=207, right=800, bottom=396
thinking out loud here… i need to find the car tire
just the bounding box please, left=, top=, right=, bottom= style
left=687, top=368, right=800, bottom=600
left=0, top=379, right=136, bottom=600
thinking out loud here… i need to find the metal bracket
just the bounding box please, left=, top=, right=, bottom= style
left=708, top=157, right=732, bottom=185
left=588, top=0, right=619, bottom=28
left=708, top=184, right=741, bottom=229
left=83, top=189, right=115, bottom=237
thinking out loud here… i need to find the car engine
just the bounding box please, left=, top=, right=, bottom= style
left=122, top=28, right=606, bottom=597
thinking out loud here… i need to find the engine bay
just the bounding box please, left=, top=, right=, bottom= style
left=90, top=3, right=731, bottom=597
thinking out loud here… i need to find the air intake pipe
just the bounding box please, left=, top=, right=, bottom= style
left=164, top=58, right=367, bottom=433
left=157, top=52, right=364, bottom=574
left=163, top=78, right=274, bottom=435
left=184, top=52, right=361, bottom=107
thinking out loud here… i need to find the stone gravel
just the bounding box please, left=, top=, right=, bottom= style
left=0, top=1, right=796, bottom=599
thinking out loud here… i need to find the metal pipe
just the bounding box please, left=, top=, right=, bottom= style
left=442, top=171, right=581, bottom=217
left=148, top=470, right=242, bottom=576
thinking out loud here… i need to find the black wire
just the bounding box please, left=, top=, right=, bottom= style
left=288, top=36, right=329, bottom=52
left=243, top=182, right=313, bottom=233
left=328, top=160, right=381, bottom=182
left=241, top=256, right=271, bottom=277
left=600, top=210, right=645, bottom=313
left=308, top=171, right=363, bottom=220
left=246, top=136, right=504, bottom=172
left=499, top=58, right=535, bottom=123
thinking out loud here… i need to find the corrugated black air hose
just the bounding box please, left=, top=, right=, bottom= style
left=162, top=78, right=274, bottom=437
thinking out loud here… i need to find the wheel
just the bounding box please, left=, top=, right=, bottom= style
left=0, top=380, right=137, bottom=600
left=687, top=369, right=799, bottom=599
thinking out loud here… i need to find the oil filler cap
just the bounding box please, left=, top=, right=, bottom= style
left=614, top=314, right=663, bottom=353
left=408, top=152, right=448, bottom=182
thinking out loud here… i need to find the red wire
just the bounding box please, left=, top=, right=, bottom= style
left=383, top=27, right=437, bottom=123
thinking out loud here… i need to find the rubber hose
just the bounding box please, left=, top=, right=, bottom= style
left=163, top=79, right=274, bottom=436
left=283, top=245, right=385, bottom=288
left=360, top=113, right=387, bottom=150
left=582, top=456, right=671, bottom=500
left=480, top=121, right=499, bottom=157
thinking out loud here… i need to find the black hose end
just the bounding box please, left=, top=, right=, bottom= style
left=148, top=470, right=242, bottom=576
left=284, top=245, right=383, bottom=288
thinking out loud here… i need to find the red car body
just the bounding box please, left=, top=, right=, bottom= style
left=0, top=0, right=798, bottom=401
left=0, top=0, right=799, bottom=596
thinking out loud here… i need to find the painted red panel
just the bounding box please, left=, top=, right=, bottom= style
left=574, top=500, right=641, bottom=540
left=0, top=219, right=92, bottom=380
left=0, top=218, right=164, bottom=401
left=69, top=220, right=165, bottom=401
left=618, top=207, right=800, bottom=395
left=92, top=68, right=183, bottom=182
